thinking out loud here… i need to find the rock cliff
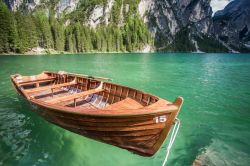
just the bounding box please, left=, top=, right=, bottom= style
left=213, top=0, right=250, bottom=52
left=137, top=0, right=214, bottom=51
left=4, top=0, right=41, bottom=11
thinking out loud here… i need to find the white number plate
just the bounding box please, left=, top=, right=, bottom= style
left=154, top=115, right=167, bottom=123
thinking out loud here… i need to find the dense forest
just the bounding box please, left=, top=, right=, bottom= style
left=0, top=0, right=152, bottom=54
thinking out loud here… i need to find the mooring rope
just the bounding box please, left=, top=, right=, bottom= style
left=162, top=118, right=181, bottom=166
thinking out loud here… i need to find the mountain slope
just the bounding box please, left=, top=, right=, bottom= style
left=1, top=0, right=247, bottom=54
left=212, top=0, right=250, bottom=52
left=139, top=0, right=213, bottom=50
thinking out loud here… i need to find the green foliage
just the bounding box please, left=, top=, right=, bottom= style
left=50, top=15, right=65, bottom=51
left=64, top=26, right=74, bottom=52
left=33, top=11, right=53, bottom=49
left=195, top=35, right=229, bottom=53
left=123, top=0, right=140, bottom=21
left=15, top=12, right=38, bottom=53
left=67, top=0, right=107, bottom=22
left=0, top=1, right=16, bottom=53
left=166, top=28, right=196, bottom=52
left=63, top=14, right=151, bottom=52
left=123, top=15, right=151, bottom=51
left=111, top=0, right=122, bottom=24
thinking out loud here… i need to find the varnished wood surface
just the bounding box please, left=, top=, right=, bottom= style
left=39, top=105, right=170, bottom=156
left=18, top=77, right=55, bottom=85
left=10, top=71, right=183, bottom=156
left=46, top=89, right=104, bottom=104
left=105, top=97, right=143, bottom=110
left=26, top=81, right=76, bottom=93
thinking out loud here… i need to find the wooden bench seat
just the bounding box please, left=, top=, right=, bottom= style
left=105, top=98, right=144, bottom=110
left=46, top=88, right=104, bottom=104
left=18, top=77, right=56, bottom=85
left=25, top=82, right=76, bottom=93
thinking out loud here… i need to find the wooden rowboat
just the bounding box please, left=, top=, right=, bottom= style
left=10, top=71, right=183, bottom=157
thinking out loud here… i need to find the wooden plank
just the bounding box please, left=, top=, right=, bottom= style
left=25, top=82, right=76, bottom=93
left=66, top=72, right=112, bottom=81
left=77, top=129, right=162, bottom=137
left=18, top=77, right=55, bottom=86
left=54, top=119, right=165, bottom=131
left=51, top=115, right=163, bottom=127
left=46, top=88, right=104, bottom=104
left=105, top=97, right=144, bottom=110
left=44, top=110, right=164, bottom=123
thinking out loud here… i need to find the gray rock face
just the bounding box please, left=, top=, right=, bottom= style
left=139, top=0, right=213, bottom=48
left=87, top=0, right=114, bottom=28
left=213, top=0, right=250, bottom=48
left=55, top=0, right=79, bottom=18
left=4, top=0, right=79, bottom=15
left=4, top=0, right=41, bottom=11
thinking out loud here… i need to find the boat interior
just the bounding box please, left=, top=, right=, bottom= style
left=12, top=72, right=160, bottom=111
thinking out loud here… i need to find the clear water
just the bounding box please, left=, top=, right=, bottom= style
left=0, top=53, right=250, bottom=166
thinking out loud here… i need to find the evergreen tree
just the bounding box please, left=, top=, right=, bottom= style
left=15, top=12, right=38, bottom=53
left=0, top=1, right=16, bottom=53
left=65, top=26, right=74, bottom=52
left=82, top=26, right=93, bottom=52
left=50, top=15, right=65, bottom=51
left=97, top=31, right=102, bottom=52
left=73, top=22, right=82, bottom=52
left=111, top=0, right=122, bottom=24
left=34, top=11, right=53, bottom=49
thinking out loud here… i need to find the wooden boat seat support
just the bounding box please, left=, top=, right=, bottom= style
left=46, top=88, right=104, bottom=105
left=26, top=81, right=76, bottom=94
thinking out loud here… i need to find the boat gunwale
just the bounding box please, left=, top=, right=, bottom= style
left=29, top=98, right=178, bottom=117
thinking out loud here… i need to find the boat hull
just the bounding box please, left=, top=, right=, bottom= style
left=30, top=101, right=175, bottom=156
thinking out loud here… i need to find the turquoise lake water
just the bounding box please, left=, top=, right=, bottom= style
left=0, top=53, right=250, bottom=166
